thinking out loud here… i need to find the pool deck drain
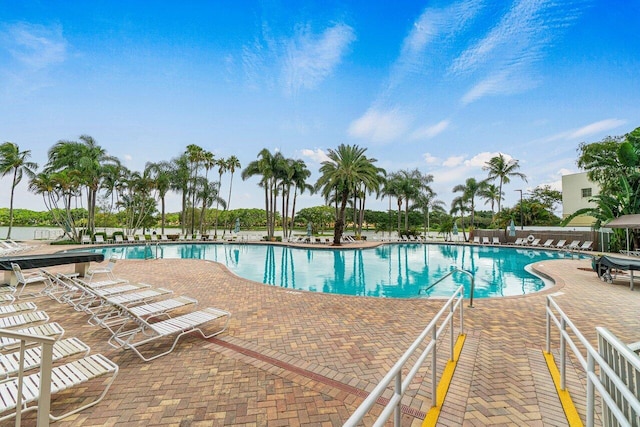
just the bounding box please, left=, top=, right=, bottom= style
left=9, top=242, right=640, bottom=426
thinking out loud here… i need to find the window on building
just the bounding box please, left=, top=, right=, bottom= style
left=581, top=188, right=592, bottom=198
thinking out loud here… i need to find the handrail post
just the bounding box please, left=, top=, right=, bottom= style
left=450, top=302, right=454, bottom=361
left=560, top=317, right=566, bottom=390
left=37, top=340, right=54, bottom=427
left=545, top=298, right=550, bottom=353
left=394, top=372, right=402, bottom=426
left=586, top=352, right=594, bottom=427
left=431, top=327, right=437, bottom=408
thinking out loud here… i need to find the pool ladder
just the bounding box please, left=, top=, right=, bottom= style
left=144, top=242, right=160, bottom=260
left=420, top=266, right=476, bottom=307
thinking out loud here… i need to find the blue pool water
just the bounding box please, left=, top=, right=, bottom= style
left=73, top=243, right=585, bottom=299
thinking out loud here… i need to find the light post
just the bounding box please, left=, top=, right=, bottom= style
left=515, top=189, right=523, bottom=230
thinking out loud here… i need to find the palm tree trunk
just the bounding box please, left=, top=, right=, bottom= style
left=161, top=197, right=166, bottom=234
left=404, top=199, right=409, bottom=230
left=6, top=169, right=18, bottom=239
left=289, top=187, right=298, bottom=239
left=334, top=191, right=349, bottom=245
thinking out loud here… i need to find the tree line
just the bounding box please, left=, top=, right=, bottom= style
left=1, top=136, right=564, bottom=243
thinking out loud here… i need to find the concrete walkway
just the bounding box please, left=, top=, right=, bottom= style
left=5, top=242, right=640, bottom=426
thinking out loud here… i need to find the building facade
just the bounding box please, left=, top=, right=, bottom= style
left=561, top=172, right=600, bottom=226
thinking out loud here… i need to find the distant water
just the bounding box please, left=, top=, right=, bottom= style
left=0, top=226, right=66, bottom=241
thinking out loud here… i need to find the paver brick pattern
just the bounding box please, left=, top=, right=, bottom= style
left=7, top=244, right=640, bottom=426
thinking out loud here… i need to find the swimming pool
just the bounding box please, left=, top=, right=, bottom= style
left=74, top=243, right=584, bottom=299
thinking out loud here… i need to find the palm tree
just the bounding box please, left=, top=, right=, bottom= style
left=213, top=157, right=227, bottom=238
left=45, top=135, right=118, bottom=234
left=382, top=173, right=404, bottom=234
left=185, top=144, right=205, bottom=234
left=242, top=149, right=280, bottom=239
left=452, top=177, right=489, bottom=228
left=225, top=155, right=241, bottom=212
left=0, top=142, right=38, bottom=239
left=315, top=144, right=381, bottom=245
left=450, top=196, right=469, bottom=242
left=145, top=161, right=172, bottom=234
left=169, top=154, right=191, bottom=234
left=198, top=151, right=216, bottom=234
left=287, top=159, right=312, bottom=238
left=410, top=190, right=445, bottom=238
left=483, top=153, right=527, bottom=212
left=479, top=183, right=502, bottom=215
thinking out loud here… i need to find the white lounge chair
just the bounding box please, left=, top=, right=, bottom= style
left=565, top=240, right=580, bottom=250
left=150, top=234, right=158, bottom=242
left=109, top=306, right=230, bottom=361
left=0, top=301, right=37, bottom=317
left=125, top=235, right=136, bottom=243
left=579, top=241, right=593, bottom=251
left=0, top=336, right=90, bottom=379
left=0, top=311, right=48, bottom=329
left=160, top=235, right=170, bottom=242
left=482, top=237, right=490, bottom=244
left=529, top=238, right=541, bottom=247
left=86, top=257, right=118, bottom=282
left=81, top=235, right=92, bottom=244
left=472, top=236, right=480, bottom=244
left=510, top=237, right=524, bottom=246
left=114, top=235, right=124, bottom=244
left=492, top=237, right=501, bottom=245
left=554, top=240, right=567, bottom=249
left=94, top=235, right=105, bottom=244
left=0, top=351, right=118, bottom=422
left=542, top=239, right=554, bottom=248
left=11, top=263, right=50, bottom=299
left=0, top=322, right=65, bottom=351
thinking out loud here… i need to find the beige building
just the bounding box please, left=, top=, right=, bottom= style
left=561, top=172, right=600, bottom=226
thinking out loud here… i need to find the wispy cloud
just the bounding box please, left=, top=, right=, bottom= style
left=241, top=20, right=355, bottom=97
left=3, top=22, right=67, bottom=70
left=423, top=152, right=439, bottom=164
left=453, top=0, right=590, bottom=105
left=282, top=23, right=355, bottom=97
left=542, top=118, right=627, bottom=142
left=389, top=0, right=483, bottom=90
left=348, top=108, right=411, bottom=143
left=411, top=119, right=450, bottom=140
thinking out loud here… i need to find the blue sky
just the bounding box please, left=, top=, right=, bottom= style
left=1, top=0, right=638, bottom=215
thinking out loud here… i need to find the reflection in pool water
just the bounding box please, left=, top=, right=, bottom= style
left=76, top=243, right=584, bottom=299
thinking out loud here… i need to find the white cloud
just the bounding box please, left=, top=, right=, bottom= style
left=300, top=148, right=330, bottom=163
left=443, top=155, right=464, bottom=167
left=123, top=154, right=133, bottom=162
left=411, top=120, right=450, bottom=140
left=558, top=168, right=575, bottom=176
left=3, top=22, right=67, bottom=70
left=464, top=151, right=510, bottom=168
left=348, top=108, right=410, bottom=143
left=568, top=119, right=626, bottom=139
left=423, top=152, right=439, bottom=164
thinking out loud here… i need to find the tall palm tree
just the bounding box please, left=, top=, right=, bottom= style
left=452, top=177, right=489, bottom=228
left=0, top=142, right=38, bottom=239
left=145, top=161, right=172, bottom=234
left=213, top=157, right=227, bottom=238
left=483, top=153, right=527, bottom=212
left=382, top=173, right=404, bottom=234
left=185, top=144, right=205, bottom=234
left=198, top=151, right=216, bottom=234
left=315, top=144, right=381, bottom=245
left=225, top=155, right=241, bottom=212
left=242, top=149, right=279, bottom=239
left=169, top=154, right=191, bottom=234
left=287, top=159, right=312, bottom=238
left=410, top=189, right=445, bottom=238
left=450, top=196, right=469, bottom=242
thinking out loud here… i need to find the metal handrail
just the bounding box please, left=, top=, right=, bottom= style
left=420, top=267, right=476, bottom=307
left=545, top=296, right=640, bottom=427
left=344, top=285, right=465, bottom=427
left=0, top=328, right=56, bottom=426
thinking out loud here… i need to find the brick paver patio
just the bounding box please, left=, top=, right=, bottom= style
left=4, top=242, right=639, bottom=426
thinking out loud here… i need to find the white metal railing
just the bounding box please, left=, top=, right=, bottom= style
left=545, top=296, right=640, bottom=427
left=344, top=285, right=465, bottom=427
left=0, top=328, right=55, bottom=427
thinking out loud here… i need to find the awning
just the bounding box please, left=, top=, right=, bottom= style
left=605, top=214, right=640, bottom=228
